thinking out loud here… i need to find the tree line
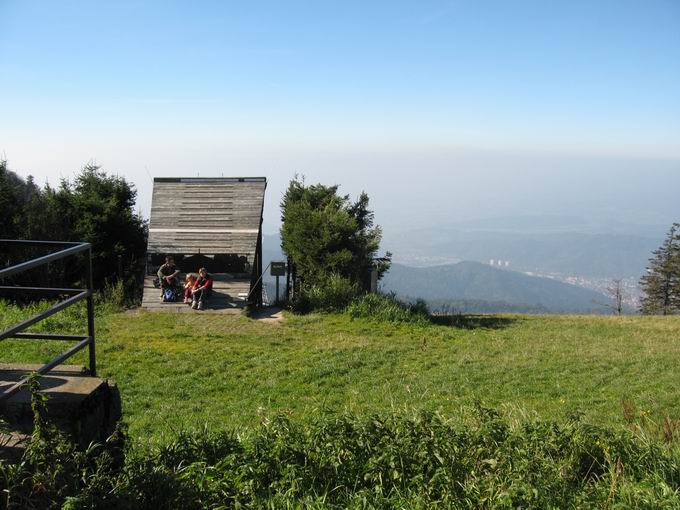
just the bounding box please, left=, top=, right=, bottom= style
left=0, top=159, right=147, bottom=297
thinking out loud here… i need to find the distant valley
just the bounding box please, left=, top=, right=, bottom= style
left=381, top=262, right=618, bottom=314
left=383, top=227, right=658, bottom=279
left=263, top=217, right=655, bottom=313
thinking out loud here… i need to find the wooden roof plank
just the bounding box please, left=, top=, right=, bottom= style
left=147, top=177, right=266, bottom=255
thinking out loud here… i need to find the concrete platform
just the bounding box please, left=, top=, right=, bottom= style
left=141, top=273, right=251, bottom=312
left=1, top=365, right=106, bottom=418
left=0, top=431, right=31, bottom=461
left=0, top=364, right=121, bottom=455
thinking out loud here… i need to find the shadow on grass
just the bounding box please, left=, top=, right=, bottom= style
left=250, top=306, right=284, bottom=322
left=430, top=314, right=518, bottom=330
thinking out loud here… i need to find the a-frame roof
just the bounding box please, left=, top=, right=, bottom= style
left=147, top=177, right=266, bottom=257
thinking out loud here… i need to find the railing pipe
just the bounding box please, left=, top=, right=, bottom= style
left=0, top=242, right=90, bottom=280
left=0, top=336, right=92, bottom=400
left=0, top=286, right=83, bottom=294
left=10, top=333, right=89, bottom=341
left=0, top=240, right=98, bottom=399
left=0, top=240, right=81, bottom=246
left=0, top=290, right=90, bottom=341
left=246, top=261, right=272, bottom=302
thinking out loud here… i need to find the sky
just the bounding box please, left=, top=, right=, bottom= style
left=1, top=0, right=679, bottom=234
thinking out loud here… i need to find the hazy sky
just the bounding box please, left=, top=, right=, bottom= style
left=2, top=1, right=679, bottom=234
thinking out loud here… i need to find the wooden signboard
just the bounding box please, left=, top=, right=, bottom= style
left=270, top=261, right=286, bottom=277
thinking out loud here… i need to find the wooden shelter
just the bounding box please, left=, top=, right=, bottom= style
left=141, top=177, right=266, bottom=311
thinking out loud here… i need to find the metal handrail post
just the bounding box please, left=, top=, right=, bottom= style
left=0, top=239, right=100, bottom=400
left=86, top=246, right=96, bottom=376
left=246, top=261, right=272, bottom=302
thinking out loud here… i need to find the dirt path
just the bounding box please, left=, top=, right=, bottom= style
left=250, top=307, right=285, bottom=324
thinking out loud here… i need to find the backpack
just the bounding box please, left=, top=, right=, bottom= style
left=163, top=287, right=176, bottom=302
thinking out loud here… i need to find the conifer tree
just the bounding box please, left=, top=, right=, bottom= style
left=280, top=177, right=391, bottom=290
left=0, top=160, right=147, bottom=294
left=639, top=223, right=680, bottom=315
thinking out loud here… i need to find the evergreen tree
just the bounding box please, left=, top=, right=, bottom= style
left=639, top=223, right=680, bottom=315
left=0, top=160, right=147, bottom=294
left=1, top=160, right=74, bottom=241
left=56, top=163, right=148, bottom=287
left=280, top=177, right=391, bottom=290
left=0, top=159, right=32, bottom=239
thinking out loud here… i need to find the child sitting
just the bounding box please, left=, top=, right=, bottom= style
left=183, top=273, right=196, bottom=304
left=191, top=267, right=213, bottom=310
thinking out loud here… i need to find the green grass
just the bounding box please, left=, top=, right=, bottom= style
left=2, top=301, right=680, bottom=442
left=11, top=402, right=680, bottom=508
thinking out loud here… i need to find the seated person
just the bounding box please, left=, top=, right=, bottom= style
left=157, top=255, right=180, bottom=299
left=183, top=273, right=196, bottom=304
left=191, top=267, right=213, bottom=310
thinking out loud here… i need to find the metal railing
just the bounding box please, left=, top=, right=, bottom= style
left=246, top=261, right=272, bottom=304
left=0, top=240, right=96, bottom=401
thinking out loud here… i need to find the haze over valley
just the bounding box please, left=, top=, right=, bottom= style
left=3, top=0, right=679, bottom=314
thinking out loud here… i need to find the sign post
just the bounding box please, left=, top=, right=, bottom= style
left=270, top=261, right=286, bottom=304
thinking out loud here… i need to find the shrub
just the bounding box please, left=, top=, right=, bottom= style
left=346, top=292, right=429, bottom=323
left=294, top=273, right=360, bottom=313
left=96, top=279, right=128, bottom=312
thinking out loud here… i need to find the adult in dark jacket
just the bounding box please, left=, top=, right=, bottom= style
left=157, top=256, right=180, bottom=299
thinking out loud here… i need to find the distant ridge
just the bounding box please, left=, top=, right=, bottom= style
left=383, top=229, right=658, bottom=278
left=381, top=262, right=613, bottom=313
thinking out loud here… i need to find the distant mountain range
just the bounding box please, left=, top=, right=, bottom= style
left=381, top=262, right=617, bottom=314
left=262, top=231, right=640, bottom=313
left=382, top=229, right=658, bottom=278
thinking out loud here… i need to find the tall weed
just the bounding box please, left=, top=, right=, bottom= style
left=5, top=406, right=680, bottom=509
left=294, top=274, right=359, bottom=313
left=346, top=293, right=429, bottom=324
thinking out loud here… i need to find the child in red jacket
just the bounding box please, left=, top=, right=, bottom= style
left=191, top=267, right=213, bottom=310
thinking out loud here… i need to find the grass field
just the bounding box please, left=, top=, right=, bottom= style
left=2, top=302, right=680, bottom=442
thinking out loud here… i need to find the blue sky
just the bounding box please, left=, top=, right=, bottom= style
left=1, top=1, right=679, bottom=231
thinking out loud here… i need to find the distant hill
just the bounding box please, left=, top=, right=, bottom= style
left=383, top=229, right=658, bottom=278
left=381, top=262, right=614, bottom=313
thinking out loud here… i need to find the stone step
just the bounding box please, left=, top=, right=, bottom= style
left=141, top=304, right=244, bottom=313
left=142, top=295, right=248, bottom=308
left=0, top=365, right=121, bottom=450
left=0, top=431, right=31, bottom=462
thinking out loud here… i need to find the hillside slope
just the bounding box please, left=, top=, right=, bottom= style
left=382, top=261, right=611, bottom=312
